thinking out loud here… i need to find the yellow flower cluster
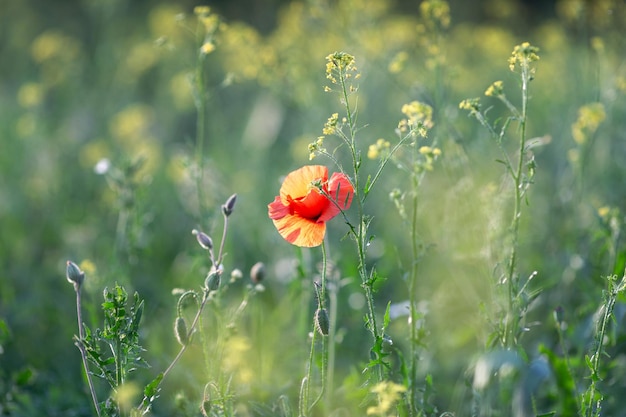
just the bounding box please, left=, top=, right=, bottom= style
left=418, top=145, right=442, bottom=171
left=194, top=5, right=220, bottom=55
left=398, top=101, right=434, bottom=137
left=459, top=98, right=481, bottom=114
left=325, top=52, right=359, bottom=88
left=571, top=102, right=606, bottom=145
left=368, top=138, right=391, bottom=159
left=366, top=380, right=407, bottom=416
left=484, top=80, right=504, bottom=97
left=307, top=136, right=326, bottom=160
left=508, top=42, right=540, bottom=72
left=419, top=0, right=451, bottom=30
left=323, top=113, right=340, bottom=135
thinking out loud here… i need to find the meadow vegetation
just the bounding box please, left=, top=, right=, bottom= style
left=2, top=0, right=626, bottom=416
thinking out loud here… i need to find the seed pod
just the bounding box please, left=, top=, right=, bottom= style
left=174, top=316, right=189, bottom=346
left=314, top=308, right=329, bottom=336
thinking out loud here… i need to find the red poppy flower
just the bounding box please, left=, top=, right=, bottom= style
left=268, top=165, right=354, bottom=247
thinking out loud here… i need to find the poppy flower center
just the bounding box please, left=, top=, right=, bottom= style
left=287, top=188, right=329, bottom=222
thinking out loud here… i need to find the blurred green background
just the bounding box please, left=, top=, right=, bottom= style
left=2, top=0, right=626, bottom=415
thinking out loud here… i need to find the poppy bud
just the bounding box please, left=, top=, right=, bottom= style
left=314, top=308, right=329, bottom=336
left=205, top=270, right=221, bottom=292
left=222, top=193, right=237, bottom=217
left=250, top=262, right=265, bottom=284
left=192, top=229, right=213, bottom=250
left=66, top=260, right=85, bottom=287
left=174, top=316, right=189, bottom=346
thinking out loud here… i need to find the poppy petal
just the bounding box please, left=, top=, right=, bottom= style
left=268, top=196, right=290, bottom=220
left=318, top=172, right=354, bottom=223
left=272, top=213, right=326, bottom=247
left=280, top=165, right=328, bottom=204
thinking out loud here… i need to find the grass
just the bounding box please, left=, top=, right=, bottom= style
left=2, top=0, right=626, bottom=416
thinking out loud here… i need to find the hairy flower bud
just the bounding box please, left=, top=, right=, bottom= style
left=174, top=316, right=189, bottom=346
left=222, top=193, right=237, bottom=217
left=205, top=270, right=221, bottom=292
left=314, top=308, right=329, bottom=336
left=66, top=260, right=85, bottom=287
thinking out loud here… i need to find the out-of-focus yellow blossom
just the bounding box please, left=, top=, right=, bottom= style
left=571, top=102, right=605, bottom=145
left=598, top=206, right=611, bottom=219
left=125, top=42, right=158, bottom=77
left=368, top=138, right=390, bottom=159
left=590, top=36, right=604, bottom=53
left=109, top=104, right=154, bottom=142
left=223, top=335, right=253, bottom=384
left=148, top=4, right=185, bottom=41
left=79, top=140, right=111, bottom=170
left=366, top=380, right=407, bottom=416
left=388, top=51, right=408, bottom=74
left=79, top=259, right=97, bottom=277
left=17, top=83, right=44, bottom=108
left=399, top=101, right=434, bottom=137
left=420, top=0, right=451, bottom=29
left=484, top=80, right=504, bottom=97
left=200, top=42, right=215, bottom=55
left=169, top=71, right=194, bottom=110
left=567, top=148, right=580, bottom=164
left=31, top=30, right=80, bottom=63
left=418, top=146, right=442, bottom=171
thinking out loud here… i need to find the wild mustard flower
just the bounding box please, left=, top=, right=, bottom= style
left=323, top=113, right=340, bottom=135
left=366, top=380, right=407, bottom=416
left=268, top=165, right=353, bottom=247
left=17, top=83, right=44, bottom=108
left=308, top=136, right=326, bottom=160
left=367, top=138, right=391, bottom=160
left=420, top=0, right=451, bottom=29
left=325, top=52, right=359, bottom=91
left=388, top=51, right=408, bottom=74
left=459, top=98, right=481, bottom=114
left=485, top=80, right=504, bottom=97
left=508, top=42, right=540, bottom=72
left=398, top=101, right=433, bottom=137
left=571, top=103, right=606, bottom=145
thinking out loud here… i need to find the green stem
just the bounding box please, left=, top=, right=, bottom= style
left=338, top=63, right=382, bottom=381
left=408, top=186, right=419, bottom=413
left=585, top=274, right=626, bottom=416
left=505, top=63, right=529, bottom=348
left=74, top=285, right=102, bottom=417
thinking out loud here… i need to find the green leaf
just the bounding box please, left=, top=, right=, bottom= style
left=144, top=373, right=163, bottom=400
